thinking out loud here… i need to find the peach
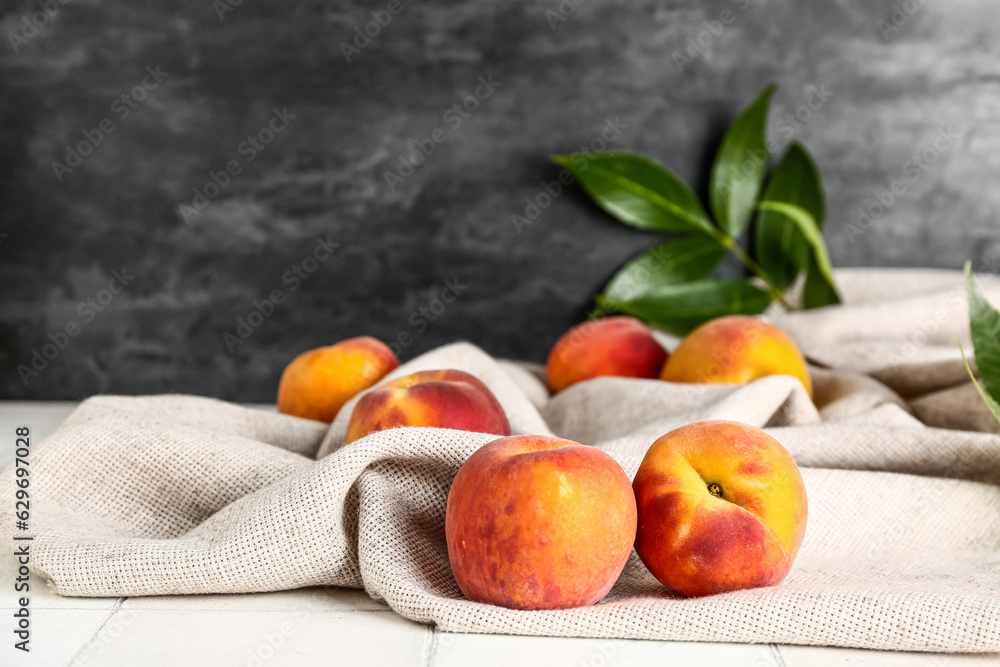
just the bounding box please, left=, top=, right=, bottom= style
left=346, top=369, right=510, bottom=444
left=660, top=315, right=812, bottom=397
left=546, top=316, right=668, bottom=393
left=277, top=337, right=400, bottom=423
left=446, top=435, right=637, bottom=610
left=632, top=420, right=807, bottom=597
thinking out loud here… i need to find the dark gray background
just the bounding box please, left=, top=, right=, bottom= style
left=1, top=0, right=996, bottom=401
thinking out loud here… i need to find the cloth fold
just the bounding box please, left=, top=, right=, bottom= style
left=2, top=268, right=999, bottom=652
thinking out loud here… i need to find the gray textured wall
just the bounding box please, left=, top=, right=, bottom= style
left=1, top=0, right=997, bottom=401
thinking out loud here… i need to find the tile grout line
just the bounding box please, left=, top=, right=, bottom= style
left=64, top=596, right=127, bottom=667
left=423, top=627, right=440, bottom=667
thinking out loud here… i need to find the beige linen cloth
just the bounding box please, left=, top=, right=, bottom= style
left=2, top=268, right=999, bottom=652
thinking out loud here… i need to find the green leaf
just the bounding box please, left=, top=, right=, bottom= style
left=755, top=142, right=824, bottom=291
left=603, top=236, right=729, bottom=304
left=959, top=338, right=1000, bottom=426
left=710, top=85, right=775, bottom=239
left=552, top=152, right=714, bottom=235
left=802, top=258, right=842, bottom=309
left=600, top=278, right=772, bottom=335
left=756, top=201, right=840, bottom=307
left=966, top=260, right=1000, bottom=406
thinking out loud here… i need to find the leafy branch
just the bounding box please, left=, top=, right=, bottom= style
left=553, top=85, right=841, bottom=334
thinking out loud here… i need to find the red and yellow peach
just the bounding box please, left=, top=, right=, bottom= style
left=346, top=369, right=510, bottom=443
left=632, top=419, right=807, bottom=597
left=446, top=434, right=636, bottom=610
left=546, top=316, right=668, bottom=394
left=660, top=315, right=812, bottom=397
left=277, top=336, right=400, bottom=423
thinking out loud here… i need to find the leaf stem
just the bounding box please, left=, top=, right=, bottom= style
left=703, top=227, right=793, bottom=309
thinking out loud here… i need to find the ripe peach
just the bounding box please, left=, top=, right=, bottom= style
left=546, top=316, right=668, bottom=393
left=346, top=369, right=510, bottom=444
left=446, top=435, right=637, bottom=610
left=277, top=337, right=399, bottom=423
left=660, top=315, right=812, bottom=397
left=632, top=420, right=807, bottom=597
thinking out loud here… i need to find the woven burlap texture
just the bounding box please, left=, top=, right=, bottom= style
left=2, top=269, right=999, bottom=652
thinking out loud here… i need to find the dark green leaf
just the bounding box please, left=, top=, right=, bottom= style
left=603, top=236, right=729, bottom=305
left=755, top=142, right=824, bottom=291
left=756, top=201, right=840, bottom=307
left=552, top=152, right=714, bottom=234
left=802, top=257, right=842, bottom=308
left=960, top=339, right=1000, bottom=425
left=966, top=260, right=1000, bottom=406
left=710, top=85, right=775, bottom=239
left=600, top=278, right=772, bottom=335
